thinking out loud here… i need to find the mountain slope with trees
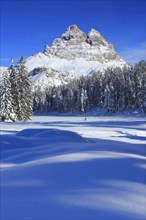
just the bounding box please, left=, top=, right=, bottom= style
left=33, top=61, right=146, bottom=114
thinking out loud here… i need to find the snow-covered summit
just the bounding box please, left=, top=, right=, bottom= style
left=42, top=24, right=125, bottom=63
left=88, top=28, right=101, bottom=37
left=61, top=24, right=86, bottom=42
left=23, top=25, right=127, bottom=89
left=25, top=25, right=127, bottom=72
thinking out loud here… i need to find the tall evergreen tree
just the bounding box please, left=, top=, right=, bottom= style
left=15, top=56, right=33, bottom=121
left=9, top=59, right=20, bottom=119
left=0, top=74, right=16, bottom=122
left=134, top=61, right=146, bottom=113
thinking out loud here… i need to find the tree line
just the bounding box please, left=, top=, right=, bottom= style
left=33, top=60, right=146, bottom=114
left=0, top=60, right=145, bottom=122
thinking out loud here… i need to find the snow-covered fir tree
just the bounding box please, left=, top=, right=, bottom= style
left=116, top=68, right=125, bottom=111
left=15, top=56, right=33, bottom=121
left=133, top=61, right=146, bottom=111
left=9, top=59, right=20, bottom=118
left=0, top=74, right=16, bottom=122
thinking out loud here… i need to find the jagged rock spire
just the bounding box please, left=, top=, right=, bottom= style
left=43, top=24, right=125, bottom=63
left=61, top=24, right=87, bottom=42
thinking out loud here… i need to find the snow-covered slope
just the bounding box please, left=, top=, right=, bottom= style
left=27, top=53, right=127, bottom=91
left=26, top=52, right=125, bottom=75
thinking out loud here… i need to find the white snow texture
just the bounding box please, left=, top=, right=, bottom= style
left=0, top=111, right=146, bottom=220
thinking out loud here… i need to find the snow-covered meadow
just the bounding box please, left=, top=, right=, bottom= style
left=0, top=112, right=146, bottom=219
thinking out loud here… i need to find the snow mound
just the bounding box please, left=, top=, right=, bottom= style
left=16, top=128, right=87, bottom=143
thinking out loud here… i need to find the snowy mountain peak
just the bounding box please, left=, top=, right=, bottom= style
left=87, top=28, right=109, bottom=46
left=88, top=28, right=101, bottom=37
left=67, top=24, right=79, bottom=32
left=42, top=25, right=125, bottom=64
left=20, top=25, right=127, bottom=90
left=61, top=24, right=87, bottom=42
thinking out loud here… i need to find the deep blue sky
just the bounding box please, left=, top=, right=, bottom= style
left=1, top=0, right=145, bottom=66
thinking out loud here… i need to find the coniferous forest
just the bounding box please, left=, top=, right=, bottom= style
left=33, top=60, right=146, bottom=114
left=0, top=60, right=146, bottom=122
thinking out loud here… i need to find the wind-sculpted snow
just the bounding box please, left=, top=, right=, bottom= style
left=0, top=114, right=146, bottom=219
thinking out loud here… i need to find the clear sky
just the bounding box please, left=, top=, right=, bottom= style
left=1, top=0, right=145, bottom=66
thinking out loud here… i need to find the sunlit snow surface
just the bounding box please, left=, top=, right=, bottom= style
left=0, top=111, right=146, bottom=220
left=25, top=53, right=127, bottom=91
left=26, top=53, right=126, bottom=75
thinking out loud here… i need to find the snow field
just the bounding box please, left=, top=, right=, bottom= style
left=0, top=114, right=146, bottom=219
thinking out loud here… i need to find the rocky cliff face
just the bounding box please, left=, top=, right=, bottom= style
left=44, top=25, right=124, bottom=63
